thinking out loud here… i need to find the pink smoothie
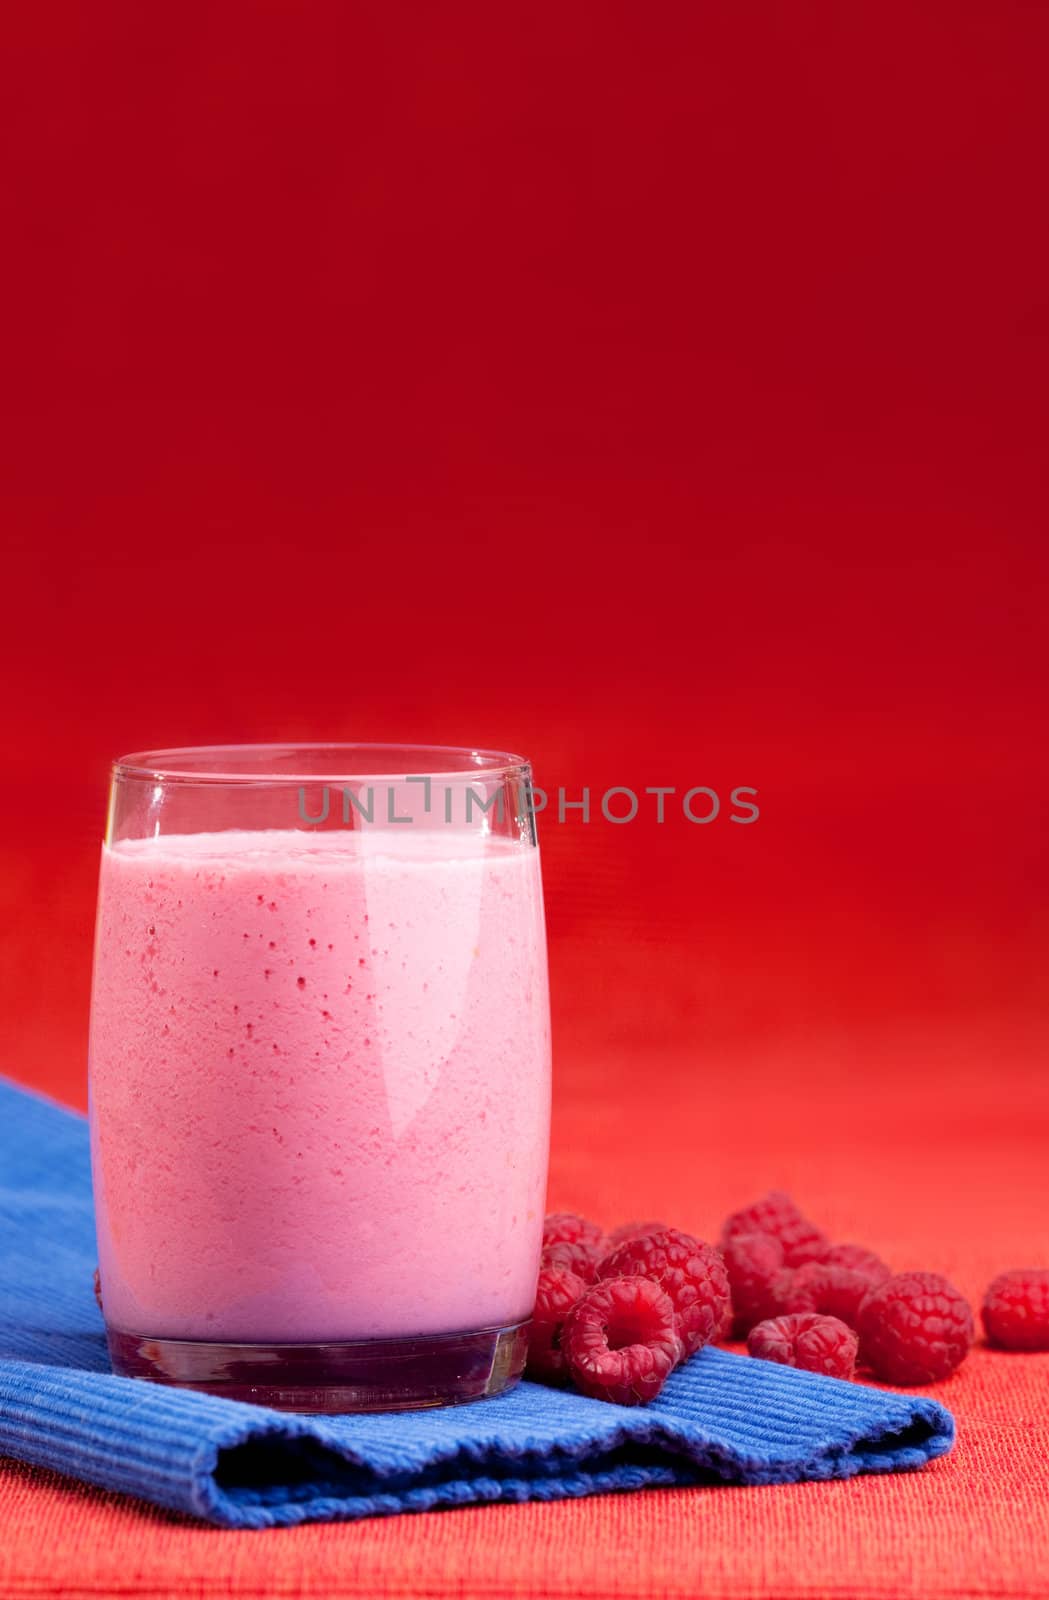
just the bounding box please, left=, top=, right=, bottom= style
left=89, top=828, right=550, bottom=1342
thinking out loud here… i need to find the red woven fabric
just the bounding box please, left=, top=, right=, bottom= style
left=3, top=1001, right=1048, bottom=1597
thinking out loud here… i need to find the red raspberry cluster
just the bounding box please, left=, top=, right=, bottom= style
left=721, top=1191, right=974, bottom=1384
left=526, top=1198, right=1049, bottom=1406
left=529, top=1213, right=730, bottom=1404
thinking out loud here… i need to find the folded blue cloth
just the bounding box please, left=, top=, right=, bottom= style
left=0, top=1075, right=954, bottom=1528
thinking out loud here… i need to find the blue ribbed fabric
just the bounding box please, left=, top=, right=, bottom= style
left=0, top=1075, right=954, bottom=1528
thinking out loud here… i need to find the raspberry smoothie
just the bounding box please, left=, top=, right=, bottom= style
left=89, top=828, right=550, bottom=1344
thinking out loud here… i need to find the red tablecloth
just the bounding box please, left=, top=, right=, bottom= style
left=4, top=992, right=1047, bottom=1599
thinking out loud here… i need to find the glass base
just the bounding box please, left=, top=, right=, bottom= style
left=105, top=1320, right=530, bottom=1412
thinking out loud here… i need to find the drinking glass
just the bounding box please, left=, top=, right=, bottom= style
left=88, top=745, right=550, bottom=1411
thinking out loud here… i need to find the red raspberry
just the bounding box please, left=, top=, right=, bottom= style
left=784, top=1250, right=891, bottom=1329
left=721, top=1191, right=829, bottom=1268
left=541, top=1238, right=601, bottom=1282
left=605, top=1219, right=669, bottom=1250
left=822, top=1243, right=891, bottom=1276
left=561, top=1275, right=680, bottom=1405
left=721, top=1231, right=792, bottom=1335
left=543, top=1212, right=605, bottom=1252
left=596, top=1228, right=730, bottom=1357
left=982, top=1270, right=1049, bottom=1351
left=858, top=1271, right=974, bottom=1384
left=541, top=1213, right=605, bottom=1280
left=526, top=1265, right=588, bottom=1382
left=748, top=1312, right=858, bottom=1380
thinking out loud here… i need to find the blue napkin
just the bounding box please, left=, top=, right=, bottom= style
left=0, top=1075, right=954, bottom=1528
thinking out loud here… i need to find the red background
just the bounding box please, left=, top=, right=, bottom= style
left=3, top=0, right=1046, bottom=1109
left=1, top=5, right=1048, bottom=1595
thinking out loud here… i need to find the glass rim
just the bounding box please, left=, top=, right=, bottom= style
left=111, top=743, right=531, bottom=786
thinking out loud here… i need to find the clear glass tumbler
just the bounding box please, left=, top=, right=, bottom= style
left=88, top=745, right=550, bottom=1411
